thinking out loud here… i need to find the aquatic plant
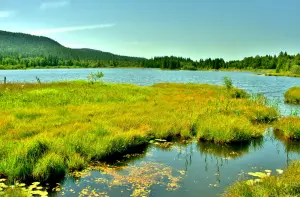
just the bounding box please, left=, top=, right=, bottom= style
left=87, top=71, right=104, bottom=83
left=223, top=161, right=300, bottom=197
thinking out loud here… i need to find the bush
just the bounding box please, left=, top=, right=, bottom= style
left=223, top=77, right=233, bottom=89
left=87, top=72, right=104, bottom=83
left=290, top=65, right=300, bottom=75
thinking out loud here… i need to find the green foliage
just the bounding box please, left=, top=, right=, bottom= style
left=223, top=77, right=233, bottom=89
left=275, top=117, right=300, bottom=140
left=0, top=30, right=300, bottom=71
left=33, top=152, right=66, bottom=181
left=290, top=65, right=300, bottom=74
left=284, top=87, right=300, bottom=104
left=87, top=72, right=104, bottom=83
left=223, top=161, right=300, bottom=197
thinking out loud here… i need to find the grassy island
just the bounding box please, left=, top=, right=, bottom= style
left=274, top=117, right=300, bottom=140
left=0, top=81, right=278, bottom=183
left=284, top=87, right=300, bottom=104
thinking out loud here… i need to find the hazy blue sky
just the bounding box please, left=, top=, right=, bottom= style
left=0, top=0, right=299, bottom=60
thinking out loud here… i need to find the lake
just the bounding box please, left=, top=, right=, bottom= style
left=1, top=68, right=300, bottom=197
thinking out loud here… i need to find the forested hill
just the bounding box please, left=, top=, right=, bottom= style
left=0, top=30, right=144, bottom=61
left=0, top=30, right=299, bottom=73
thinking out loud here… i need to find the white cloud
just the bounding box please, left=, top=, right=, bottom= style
left=40, top=0, right=70, bottom=10
left=27, top=24, right=116, bottom=35
left=63, top=43, right=86, bottom=48
left=0, top=10, right=15, bottom=18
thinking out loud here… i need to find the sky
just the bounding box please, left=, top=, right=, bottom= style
left=0, top=0, right=300, bottom=60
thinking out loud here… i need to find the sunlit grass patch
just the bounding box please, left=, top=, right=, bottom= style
left=223, top=161, right=300, bottom=197
left=196, top=114, right=263, bottom=143
left=0, top=81, right=278, bottom=183
left=284, top=87, right=300, bottom=104
left=274, top=116, right=300, bottom=140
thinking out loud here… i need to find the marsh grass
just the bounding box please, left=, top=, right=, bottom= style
left=284, top=87, right=300, bottom=105
left=0, top=81, right=278, bottom=183
left=274, top=116, right=300, bottom=140
left=223, top=161, right=300, bottom=197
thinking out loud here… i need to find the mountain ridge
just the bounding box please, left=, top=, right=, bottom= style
left=0, top=30, right=145, bottom=61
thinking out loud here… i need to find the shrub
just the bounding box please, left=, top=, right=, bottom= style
left=290, top=65, right=300, bottom=75
left=223, top=77, right=233, bottom=89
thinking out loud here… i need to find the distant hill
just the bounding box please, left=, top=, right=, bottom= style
left=0, top=30, right=145, bottom=61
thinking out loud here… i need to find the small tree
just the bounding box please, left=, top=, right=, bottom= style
left=223, top=76, right=233, bottom=89
left=88, top=72, right=104, bottom=83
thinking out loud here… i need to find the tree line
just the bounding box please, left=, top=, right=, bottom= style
left=1, top=52, right=300, bottom=73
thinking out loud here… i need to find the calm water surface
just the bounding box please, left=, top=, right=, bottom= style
left=1, top=68, right=300, bottom=197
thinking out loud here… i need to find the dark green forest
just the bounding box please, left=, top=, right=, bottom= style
left=1, top=30, right=300, bottom=74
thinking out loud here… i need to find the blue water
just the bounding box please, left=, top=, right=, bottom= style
left=1, top=68, right=300, bottom=197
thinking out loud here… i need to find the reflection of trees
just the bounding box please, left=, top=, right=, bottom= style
left=273, top=129, right=300, bottom=165
left=196, top=138, right=264, bottom=184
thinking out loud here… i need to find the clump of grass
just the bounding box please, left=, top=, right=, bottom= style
left=284, top=87, right=300, bottom=105
left=0, top=81, right=278, bottom=183
left=196, top=114, right=263, bottom=143
left=67, top=154, right=87, bottom=172
left=223, top=161, right=300, bottom=197
left=33, top=152, right=66, bottom=182
left=274, top=117, right=300, bottom=140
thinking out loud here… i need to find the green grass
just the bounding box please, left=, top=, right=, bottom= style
left=223, top=161, right=300, bottom=197
left=265, top=72, right=300, bottom=78
left=274, top=117, right=300, bottom=140
left=285, top=87, right=300, bottom=105
left=0, top=81, right=278, bottom=183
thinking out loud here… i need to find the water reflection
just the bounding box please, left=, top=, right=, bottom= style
left=273, top=129, right=300, bottom=166
left=197, top=138, right=264, bottom=160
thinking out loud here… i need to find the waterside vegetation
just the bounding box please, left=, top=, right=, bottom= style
left=284, top=87, right=300, bottom=105
left=0, top=80, right=278, bottom=184
left=223, top=161, right=300, bottom=197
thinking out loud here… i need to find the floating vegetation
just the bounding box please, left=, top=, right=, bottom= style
left=71, top=162, right=186, bottom=197
left=0, top=181, right=48, bottom=197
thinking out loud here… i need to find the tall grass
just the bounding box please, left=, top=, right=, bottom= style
left=274, top=117, right=300, bottom=140
left=0, top=81, right=278, bottom=183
